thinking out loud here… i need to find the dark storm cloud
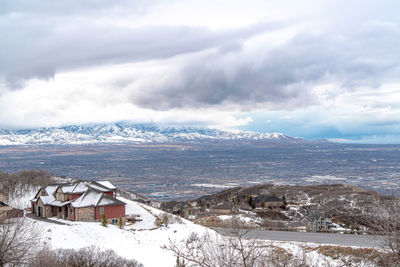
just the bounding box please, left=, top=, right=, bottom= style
left=131, top=25, right=400, bottom=110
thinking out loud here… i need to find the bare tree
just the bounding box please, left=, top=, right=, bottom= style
left=165, top=219, right=311, bottom=267
left=0, top=216, right=43, bottom=266
left=371, top=194, right=400, bottom=266
left=31, top=246, right=143, bottom=267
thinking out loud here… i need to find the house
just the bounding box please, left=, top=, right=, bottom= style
left=213, top=202, right=236, bottom=215
left=30, top=180, right=125, bottom=224
left=253, top=195, right=283, bottom=209
left=301, top=211, right=329, bottom=231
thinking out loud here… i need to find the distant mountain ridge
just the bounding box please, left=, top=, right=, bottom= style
left=0, top=124, right=324, bottom=145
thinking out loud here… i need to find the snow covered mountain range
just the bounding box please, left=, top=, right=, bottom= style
left=0, top=124, right=318, bottom=145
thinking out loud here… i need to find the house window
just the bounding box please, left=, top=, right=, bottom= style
left=100, top=207, right=104, bottom=214
left=41, top=191, right=46, bottom=196
left=112, top=219, right=118, bottom=224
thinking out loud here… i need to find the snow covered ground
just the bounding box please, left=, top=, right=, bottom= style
left=32, top=196, right=211, bottom=266
left=17, top=194, right=363, bottom=266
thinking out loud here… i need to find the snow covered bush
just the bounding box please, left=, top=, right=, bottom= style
left=31, top=246, right=143, bottom=267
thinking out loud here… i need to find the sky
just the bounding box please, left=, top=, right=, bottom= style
left=1, top=0, right=400, bottom=143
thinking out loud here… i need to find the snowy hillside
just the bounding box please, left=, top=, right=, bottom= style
left=3, top=185, right=376, bottom=267
left=31, top=197, right=340, bottom=267
left=39, top=197, right=210, bottom=266
left=0, top=124, right=311, bottom=145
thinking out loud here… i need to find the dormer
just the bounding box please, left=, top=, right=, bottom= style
left=55, top=187, right=65, bottom=202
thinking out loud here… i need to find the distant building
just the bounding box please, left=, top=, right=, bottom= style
left=30, top=180, right=125, bottom=224
left=301, top=210, right=329, bottom=231
left=253, top=195, right=283, bottom=209
left=213, top=202, right=236, bottom=215
left=160, top=201, right=189, bottom=216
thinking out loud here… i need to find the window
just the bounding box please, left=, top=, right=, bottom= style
left=41, top=191, right=46, bottom=196
left=112, top=219, right=118, bottom=224
left=100, top=207, right=104, bottom=214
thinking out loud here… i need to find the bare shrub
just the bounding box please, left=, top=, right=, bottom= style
left=309, top=245, right=382, bottom=266
left=162, top=213, right=170, bottom=226
left=166, top=227, right=303, bottom=267
left=370, top=195, right=400, bottom=266
left=31, top=246, right=143, bottom=267
left=0, top=216, right=43, bottom=266
left=0, top=169, right=53, bottom=207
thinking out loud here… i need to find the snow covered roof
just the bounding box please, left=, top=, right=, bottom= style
left=72, top=188, right=125, bottom=208
left=40, top=195, right=55, bottom=205
left=57, top=180, right=114, bottom=194
left=51, top=200, right=71, bottom=207
left=31, top=180, right=122, bottom=208
left=45, top=185, right=59, bottom=195
left=97, top=181, right=117, bottom=190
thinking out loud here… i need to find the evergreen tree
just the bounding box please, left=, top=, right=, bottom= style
left=101, top=213, right=108, bottom=227
left=282, top=194, right=287, bottom=205
left=248, top=196, right=253, bottom=206
left=118, top=216, right=124, bottom=229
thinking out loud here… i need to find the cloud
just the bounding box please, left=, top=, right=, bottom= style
left=0, top=1, right=289, bottom=87
left=1, top=0, right=400, bottom=144
left=123, top=22, right=400, bottom=111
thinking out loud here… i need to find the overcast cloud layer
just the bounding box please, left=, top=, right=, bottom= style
left=1, top=0, right=400, bottom=143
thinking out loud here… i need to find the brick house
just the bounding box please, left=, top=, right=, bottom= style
left=31, top=180, right=126, bottom=224
left=253, top=195, right=284, bottom=209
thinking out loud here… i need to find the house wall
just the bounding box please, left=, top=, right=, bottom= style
left=55, top=188, right=67, bottom=202
left=36, top=199, right=45, bottom=217
left=94, top=205, right=125, bottom=220
left=68, top=205, right=75, bottom=221
left=75, top=207, right=95, bottom=221
left=104, top=191, right=113, bottom=197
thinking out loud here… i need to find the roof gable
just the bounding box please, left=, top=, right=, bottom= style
left=71, top=187, right=125, bottom=208
left=31, top=180, right=121, bottom=207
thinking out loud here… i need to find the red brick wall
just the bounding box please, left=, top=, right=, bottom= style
left=69, top=205, right=75, bottom=221
left=94, top=205, right=125, bottom=220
